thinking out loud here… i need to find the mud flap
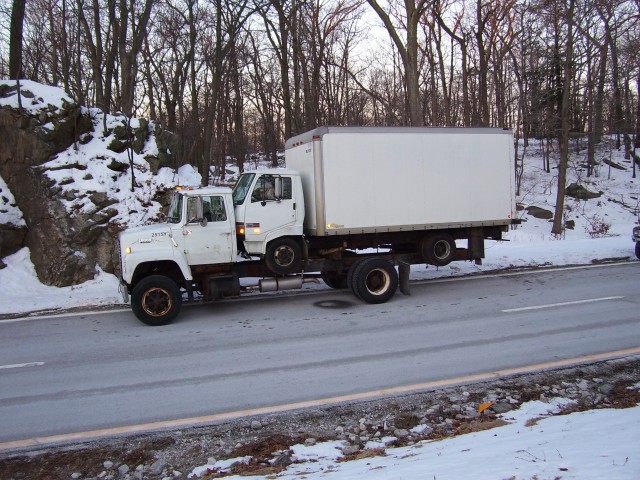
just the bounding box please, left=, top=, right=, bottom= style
left=399, top=261, right=411, bottom=296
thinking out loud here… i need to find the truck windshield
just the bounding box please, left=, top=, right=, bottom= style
left=165, top=193, right=183, bottom=223
left=232, top=173, right=255, bottom=205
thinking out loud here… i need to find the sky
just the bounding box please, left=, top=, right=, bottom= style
left=1, top=79, right=639, bottom=478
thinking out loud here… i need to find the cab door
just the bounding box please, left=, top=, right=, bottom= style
left=183, top=195, right=234, bottom=265
left=243, top=174, right=297, bottom=243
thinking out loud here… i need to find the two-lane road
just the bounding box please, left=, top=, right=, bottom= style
left=1, top=262, right=639, bottom=446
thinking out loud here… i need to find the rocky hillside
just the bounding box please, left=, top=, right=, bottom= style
left=0, top=80, right=196, bottom=286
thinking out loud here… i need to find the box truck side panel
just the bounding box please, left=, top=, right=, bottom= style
left=319, top=130, right=514, bottom=234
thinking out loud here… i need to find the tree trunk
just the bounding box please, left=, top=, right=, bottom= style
left=9, top=0, right=26, bottom=79
left=552, top=0, right=575, bottom=236
left=475, top=0, right=490, bottom=127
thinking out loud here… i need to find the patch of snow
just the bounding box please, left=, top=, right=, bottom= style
left=0, top=175, right=25, bottom=227
left=205, top=400, right=640, bottom=480
left=0, top=79, right=74, bottom=113
left=0, top=248, right=123, bottom=314
left=189, top=456, right=252, bottom=478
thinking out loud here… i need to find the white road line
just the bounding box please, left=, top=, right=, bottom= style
left=0, top=362, right=45, bottom=370
left=503, top=296, right=625, bottom=313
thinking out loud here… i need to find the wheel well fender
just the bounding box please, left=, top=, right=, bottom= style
left=131, top=261, right=188, bottom=290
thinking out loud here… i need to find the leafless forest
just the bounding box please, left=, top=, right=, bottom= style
left=2, top=0, right=639, bottom=202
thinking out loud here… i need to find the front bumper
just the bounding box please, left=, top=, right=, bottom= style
left=119, top=281, right=130, bottom=303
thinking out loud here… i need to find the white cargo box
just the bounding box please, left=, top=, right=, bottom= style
left=285, top=126, right=516, bottom=237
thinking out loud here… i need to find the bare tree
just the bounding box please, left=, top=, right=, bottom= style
left=367, top=0, right=429, bottom=126
left=200, top=0, right=257, bottom=185
left=118, top=0, right=155, bottom=116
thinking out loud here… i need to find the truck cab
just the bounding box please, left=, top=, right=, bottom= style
left=119, top=186, right=238, bottom=324
left=232, top=169, right=305, bottom=275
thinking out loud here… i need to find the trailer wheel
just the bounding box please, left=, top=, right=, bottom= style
left=421, top=233, right=456, bottom=266
left=265, top=238, right=302, bottom=276
left=131, top=275, right=182, bottom=326
left=351, top=258, right=398, bottom=304
left=636, top=242, right=640, bottom=260
left=321, top=269, right=348, bottom=289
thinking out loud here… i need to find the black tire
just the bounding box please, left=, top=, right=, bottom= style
left=421, top=233, right=456, bottom=266
left=265, top=237, right=302, bottom=276
left=131, top=275, right=182, bottom=326
left=351, top=258, right=398, bottom=304
left=347, top=258, right=366, bottom=299
left=321, top=269, right=348, bottom=289
left=636, top=242, right=640, bottom=260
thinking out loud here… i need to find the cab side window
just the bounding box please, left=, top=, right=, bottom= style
left=251, top=176, right=275, bottom=202
left=186, top=197, right=199, bottom=224
left=251, top=175, right=292, bottom=202
left=203, top=195, right=227, bottom=222
left=281, top=177, right=292, bottom=199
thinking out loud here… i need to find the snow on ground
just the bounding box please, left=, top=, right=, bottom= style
left=0, top=248, right=124, bottom=314
left=190, top=397, right=640, bottom=479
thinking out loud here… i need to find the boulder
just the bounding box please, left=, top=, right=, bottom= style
left=565, top=183, right=602, bottom=200
left=525, top=205, right=553, bottom=220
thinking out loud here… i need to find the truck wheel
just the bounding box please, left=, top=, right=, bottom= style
left=321, top=269, right=348, bottom=289
left=421, top=233, right=456, bottom=266
left=636, top=242, right=640, bottom=260
left=351, top=258, right=398, bottom=304
left=346, top=258, right=366, bottom=299
left=131, top=275, right=182, bottom=326
left=265, top=238, right=302, bottom=276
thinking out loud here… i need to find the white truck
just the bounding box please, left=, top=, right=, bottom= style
left=119, top=127, right=517, bottom=325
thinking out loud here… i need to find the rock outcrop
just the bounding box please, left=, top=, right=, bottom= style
left=0, top=80, right=176, bottom=286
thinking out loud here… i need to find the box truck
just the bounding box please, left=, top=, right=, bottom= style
left=119, top=127, right=517, bottom=325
